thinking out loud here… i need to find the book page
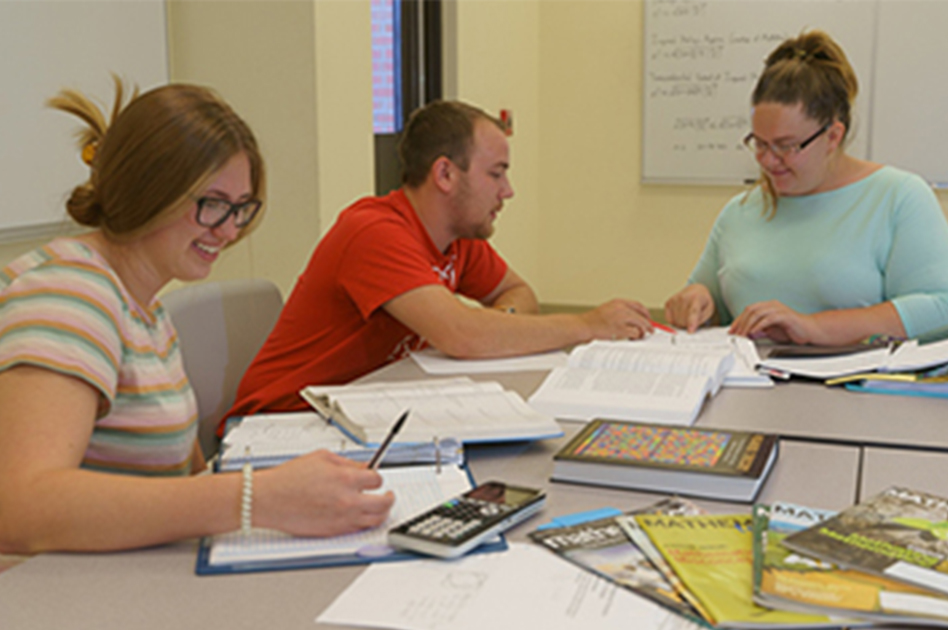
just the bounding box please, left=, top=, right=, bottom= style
left=568, top=341, right=729, bottom=376
left=221, top=412, right=358, bottom=461
left=331, top=388, right=559, bottom=443
left=528, top=368, right=711, bottom=424
left=640, top=328, right=772, bottom=388
left=207, top=465, right=471, bottom=566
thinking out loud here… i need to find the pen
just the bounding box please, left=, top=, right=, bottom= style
left=650, top=320, right=677, bottom=334
left=368, top=409, right=410, bottom=469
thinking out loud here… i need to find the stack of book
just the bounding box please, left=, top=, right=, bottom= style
left=551, top=419, right=778, bottom=503
left=530, top=486, right=948, bottom=628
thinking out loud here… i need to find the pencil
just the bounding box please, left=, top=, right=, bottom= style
left=368, top=409, right=410, bottom=469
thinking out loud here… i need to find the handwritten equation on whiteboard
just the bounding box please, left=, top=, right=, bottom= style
left=642, top=0, right=874, bottom=183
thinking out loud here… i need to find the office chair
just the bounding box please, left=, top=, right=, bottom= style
left=162, top=278, right=283, bottom=459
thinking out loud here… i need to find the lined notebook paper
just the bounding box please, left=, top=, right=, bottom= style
left=208, top=465, right=471, bottom=566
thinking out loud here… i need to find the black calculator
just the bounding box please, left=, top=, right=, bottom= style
left=387, top=481, right=546, bottom=558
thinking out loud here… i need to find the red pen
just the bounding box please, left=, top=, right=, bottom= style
left=650, top=320, right=677, bottom=334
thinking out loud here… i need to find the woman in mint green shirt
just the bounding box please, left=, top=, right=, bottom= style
left=665, top=30, right=948, bottom=345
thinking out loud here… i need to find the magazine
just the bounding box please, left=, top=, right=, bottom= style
left=529, top=497, right=709, bottom=624
left=752, top=502, right=948, bottom=626
left=783, top=487, right=948, bottom=597
left=634, top=513, right=842, bottom=628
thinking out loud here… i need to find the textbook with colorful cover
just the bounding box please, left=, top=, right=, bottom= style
left=527, top=341, right=735, bottom=424
left=782, top=486, right=948, bottom=597
left=753, top=501, right=948, bottom=626
left=299, top=377, right=563, bottom=445
left=551, top=419, right=778, bottom=502
left=529, top=497, right=709, bottom=624
left=634, top=513, right=838, bottom=628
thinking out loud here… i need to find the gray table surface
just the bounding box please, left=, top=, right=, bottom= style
left=0, top=420, right=859, bottom=630
left=1, top=357, right=936, bottom=630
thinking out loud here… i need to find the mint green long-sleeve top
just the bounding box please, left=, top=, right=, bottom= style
left=688, top=166, right=948, bottom=340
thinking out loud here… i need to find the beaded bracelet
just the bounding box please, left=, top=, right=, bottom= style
left=241, top=449, right=253, bottom=536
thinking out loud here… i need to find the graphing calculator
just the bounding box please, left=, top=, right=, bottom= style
left=387, top=481, right=546, bottom=558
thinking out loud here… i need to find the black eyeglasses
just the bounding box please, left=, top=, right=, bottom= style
left=194, top=197, right=262, bottom=229
left=743, top=123, right=830, bottom=159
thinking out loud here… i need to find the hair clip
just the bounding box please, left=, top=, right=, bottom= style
left=81, top=141, right=98, bottom=166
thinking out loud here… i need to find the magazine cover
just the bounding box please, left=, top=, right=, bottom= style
left=636, top=513, right=839, bottom=629
left=752, top=502, right=948, bottom=626
left=529, top=498, right=709, bottom=624
left=617, top=512, right=716, bottom=623
left=783, top=487, right=948, bottom=596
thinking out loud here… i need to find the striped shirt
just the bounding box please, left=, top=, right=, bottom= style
left=0, top=238, right=197, bottom=476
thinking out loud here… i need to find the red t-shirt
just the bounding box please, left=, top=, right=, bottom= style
left=224, top=189, right=508, bottom=425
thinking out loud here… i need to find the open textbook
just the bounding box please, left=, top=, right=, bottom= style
left=641, top=326, right=772, bottom=388
left=300, top=377, right=562, bottom=445
left=527, top=341, right=735, bottom=424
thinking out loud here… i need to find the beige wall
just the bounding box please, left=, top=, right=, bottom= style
left=4, top=0, right=947, bottom=312
left=451, top=0, right=542, bottom=286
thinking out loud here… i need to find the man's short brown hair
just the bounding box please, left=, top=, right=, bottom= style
left=398, top=100, right=503, bottom=187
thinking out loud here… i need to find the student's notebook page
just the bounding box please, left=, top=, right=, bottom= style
left=208, top=465, right=470, bottom=566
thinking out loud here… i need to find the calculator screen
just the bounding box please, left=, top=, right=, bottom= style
left=466, top=482, right=538, bottom=507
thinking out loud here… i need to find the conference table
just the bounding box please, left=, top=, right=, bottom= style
left=1, top=356, right=946, bottom=630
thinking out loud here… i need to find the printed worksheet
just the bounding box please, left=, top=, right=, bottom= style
left=317, top=543, right=702, bottom=630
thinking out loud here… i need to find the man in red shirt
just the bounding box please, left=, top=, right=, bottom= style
left=226, top=101, right=653, bottom=421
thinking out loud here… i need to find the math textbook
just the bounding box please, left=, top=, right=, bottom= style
left=753, top=502, right=948, bottom=626
left=551, top=419, right=778, bottom=502
left=635, top=513, right=835, bottom=629
left=782, top=486, right=948, bottom=597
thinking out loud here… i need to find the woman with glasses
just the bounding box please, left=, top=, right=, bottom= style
left=0, top=80, right=392, bottom=553
left=664, top=30, right=948, bottom=345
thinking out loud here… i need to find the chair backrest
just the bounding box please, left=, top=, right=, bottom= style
left=162, top=278, right=283, bottom=459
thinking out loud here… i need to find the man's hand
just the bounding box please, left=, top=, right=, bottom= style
left=581, top=298, right=654, bottom=340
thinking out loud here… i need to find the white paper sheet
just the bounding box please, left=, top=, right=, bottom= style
left=317, top=542, right=702, bottom=630
left=410, top=349, right=569, bottom=374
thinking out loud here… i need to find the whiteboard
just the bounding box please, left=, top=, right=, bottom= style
left=0, top=0, right=168, bottom=240
left=870, top=0, right=948, bottom=187
left=642, top=0, right=876, bottom=185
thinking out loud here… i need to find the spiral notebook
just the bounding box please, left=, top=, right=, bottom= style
left=195, top=464, right=505, bottom=575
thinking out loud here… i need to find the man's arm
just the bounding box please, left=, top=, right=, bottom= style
left=383, top=282, right=653, bottom=359
left=480, top=268, right=539, bottom=314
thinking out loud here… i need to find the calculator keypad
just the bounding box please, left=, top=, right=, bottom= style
left=402, top=497, right=513, bottom=541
